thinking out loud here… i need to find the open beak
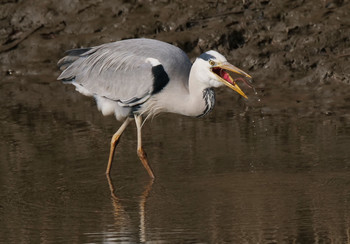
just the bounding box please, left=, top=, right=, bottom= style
left=211, top=62, right=251, bottom=99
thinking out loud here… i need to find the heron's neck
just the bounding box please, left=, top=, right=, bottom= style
left=183, top=68, right=215, bottom=117
left=150, top=64, right=215, bottom=117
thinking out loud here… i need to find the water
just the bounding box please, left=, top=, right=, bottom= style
left=1, top=71, right=350, bottom=243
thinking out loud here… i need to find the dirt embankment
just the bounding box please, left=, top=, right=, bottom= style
left=1, top=0, right=350, bottom=117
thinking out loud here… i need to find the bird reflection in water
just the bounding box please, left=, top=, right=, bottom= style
left=106, top=175, right=153, bottom=242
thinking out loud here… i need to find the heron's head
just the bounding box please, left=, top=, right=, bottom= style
left=195, top=50, right=251, bottom=98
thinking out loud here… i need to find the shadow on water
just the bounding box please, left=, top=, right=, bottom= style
left=1, top=71, right=350, bottom=243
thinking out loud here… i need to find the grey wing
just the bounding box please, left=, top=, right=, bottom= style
left=57, top=43, right=159, bottom=107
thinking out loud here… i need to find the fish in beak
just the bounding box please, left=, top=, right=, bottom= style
left=211, top=62, right=252, bottom=99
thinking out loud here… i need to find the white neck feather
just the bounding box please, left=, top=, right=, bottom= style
left=147, top=62, right=214, bottom=117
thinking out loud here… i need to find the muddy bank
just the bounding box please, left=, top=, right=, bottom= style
left=1, top=0, right=350, bottom=117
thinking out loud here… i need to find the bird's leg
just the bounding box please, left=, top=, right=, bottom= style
left=106, top=117, right=133, bottom=175
left=134, top=115, right=155, bottom=179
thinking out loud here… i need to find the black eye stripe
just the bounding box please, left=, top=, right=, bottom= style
left=199, top=53, right=215, bottom=61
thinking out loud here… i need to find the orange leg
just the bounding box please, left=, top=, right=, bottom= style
left=134, top=115, right=155, bottom=179
left=106, top=117, right=132, bottom=175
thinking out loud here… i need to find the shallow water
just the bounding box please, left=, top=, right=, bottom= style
left=1, top=72, right=350, bottom=243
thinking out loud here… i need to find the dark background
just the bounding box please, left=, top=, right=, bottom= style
left=1, top=0, right=350, bottom=117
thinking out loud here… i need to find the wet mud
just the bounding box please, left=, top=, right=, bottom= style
left=1, top=0, right=350, bottom=117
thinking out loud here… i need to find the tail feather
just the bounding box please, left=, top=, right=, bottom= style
left=57, top=47, right=93, bottom=81
left=65, top=48, right=92, bottom=56
left=57, top=47, right=92, bottom=71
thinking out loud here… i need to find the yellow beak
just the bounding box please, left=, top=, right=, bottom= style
left=212, top=62, right=251, bottom=99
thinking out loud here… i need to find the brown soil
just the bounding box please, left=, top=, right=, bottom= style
left=1, top=0, right=350, bottom=118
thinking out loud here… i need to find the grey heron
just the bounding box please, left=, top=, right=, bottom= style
left=57, top=38, right=251, bottom=178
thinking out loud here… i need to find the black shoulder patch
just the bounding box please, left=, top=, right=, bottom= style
left=151, top=64, right=170, bottom=95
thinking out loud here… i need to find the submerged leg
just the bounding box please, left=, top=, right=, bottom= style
left=106, top=117, right=133, bottom=175
left=134, top=115, right=155, bottom=179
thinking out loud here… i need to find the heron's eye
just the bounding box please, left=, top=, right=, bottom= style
left=209, top=60, right=215, bottom=66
